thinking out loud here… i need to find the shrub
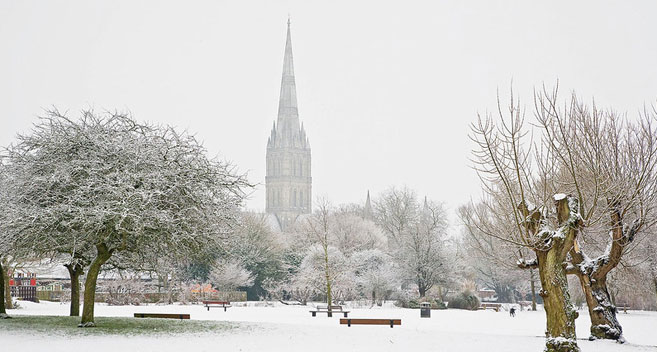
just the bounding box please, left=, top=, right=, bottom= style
left=447, top=290, right=480, bottom=310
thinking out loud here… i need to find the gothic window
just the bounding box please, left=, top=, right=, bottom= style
left=293, top=189, right=297, bottom=207
left=299, top=159, right=303, bottom=176
left=293, top=159, right=297, bottom=176
left=299, top=190, right=304, bottom=207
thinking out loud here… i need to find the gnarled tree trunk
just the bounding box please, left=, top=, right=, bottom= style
left=519, top=195, right=581, bottom=352
left=569, top=247, right=623, bottom=341
left=80, top=243, right=113, bottom=327
left=537, top=248, right=579, bottom=352
left=65, top=262, right=84, bottom=317
left=568, top=201, right=638, bottom=342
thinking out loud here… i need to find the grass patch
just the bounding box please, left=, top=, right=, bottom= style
left=0, top=315, right=238, bottom=337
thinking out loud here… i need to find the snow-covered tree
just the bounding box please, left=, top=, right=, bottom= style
left=374, top=187, right=451, bottom=297
left=209, top=260, right=254, bottom=291
left=5, top=110, right=249, bottom=326
left=225, top=212, right=286, bottom=299
left=0, top=163, right=13, bottom=318
left=351, top=249, right=398, bottom=305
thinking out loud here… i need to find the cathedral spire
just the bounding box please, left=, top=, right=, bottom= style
left=277, top=18, right=299, bottom=124
left=364, top=190, right=373, bottom=220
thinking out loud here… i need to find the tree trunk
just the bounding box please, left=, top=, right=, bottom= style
left=574, top=270, right=623, bottom=341
left=65, top=263, right=84, bottom=317
left=530, top=268, right=537, bottom=311
left=0, top=260, right=8, bottom=318
left=80, top=243, right=113, bottom=327
left=589, top=277, right=622, bottom=340
left=1, top=260, right=12, bottom=310
left=537, top=249, right=580, bottom=352
left=524, top=195, right=581, bottom=352
left=418, top=283, right=426, bottom=298
left=566, top=200, right=634, bottom=342
left=323, top=244, right=332, bottom=308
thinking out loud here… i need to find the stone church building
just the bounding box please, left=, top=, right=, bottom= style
left=265, top=20, right=312, bottom=232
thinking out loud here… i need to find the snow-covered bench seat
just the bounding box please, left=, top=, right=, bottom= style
left=134, top=313, right=190, bottom=320
left=340, top=318, right=401, bottom=328
left=202, top=300, right=231, bottom=312
left=310, top=305, right=350, bottom=317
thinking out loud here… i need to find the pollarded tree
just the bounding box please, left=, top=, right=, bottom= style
left=469, top=88, right=584, bottom=352
left=539, top=99, right=657, bottom=342
left=469, top=86, right=657, bottom=350
left=6, top=110, right=249, bottom=326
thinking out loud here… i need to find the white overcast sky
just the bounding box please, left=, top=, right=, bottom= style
left=2, top=0, right=657, bottom=220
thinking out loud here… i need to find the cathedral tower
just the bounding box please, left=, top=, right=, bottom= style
left=266, top=19, right=312, bottom=231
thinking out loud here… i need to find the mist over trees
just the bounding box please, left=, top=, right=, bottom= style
left=0, top=91, right=655, bottom=352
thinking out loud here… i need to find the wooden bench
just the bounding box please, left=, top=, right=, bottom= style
left=340, top=318, right=401, bottom=328
left=310, top=305, right=350, bottom=318
left=202, top=300, right=231, bottom=311
left=134, top=313, right=190, bottom=320
left=616, top=306, right=629, bottom=314
left=479, top=303, right=502, bottom=312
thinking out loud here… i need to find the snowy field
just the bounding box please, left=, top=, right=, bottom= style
left=2, top=301, right=656, bottom=352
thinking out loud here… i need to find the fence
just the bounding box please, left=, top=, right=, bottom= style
left=36, top=290, right=248, bottom=303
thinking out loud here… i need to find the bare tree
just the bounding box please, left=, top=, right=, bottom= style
left=533, top=92, right=657, bottom=341
left=469, top=87, right=583, bottom=352
left=302, top=198, right=337, bottom=307
left=374, top=187, right=450, bottom=298
left=469, top=86, right=657, bottom=349
left=458, top=205, right=535, bottom=306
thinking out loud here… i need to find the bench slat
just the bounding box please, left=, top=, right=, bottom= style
left=134, top=313, right=190, bottom=320
left=340, top=318, right=401, bottom=327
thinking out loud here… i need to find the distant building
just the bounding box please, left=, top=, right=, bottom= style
left=477, top=288, right=498, bottom=302
left=266, top=19, right=312, bottom=231
left=8, top=271, right=37, bottom=302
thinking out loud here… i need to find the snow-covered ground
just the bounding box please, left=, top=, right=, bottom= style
left=3, top=301, right=656, bottom=351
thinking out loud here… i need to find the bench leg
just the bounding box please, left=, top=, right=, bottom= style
left=328, top=312, right=332, bottom=318
left=224, top=306, right=227, bottom=312
left=343, top=312, right=348, bottom=318
left=348, top=319, right=351, bottom=327
left=390, top=320, right=393, bottom=328
left=311, top=312, right=316, bottom=317
left=206, top=306, right=209, bottom=311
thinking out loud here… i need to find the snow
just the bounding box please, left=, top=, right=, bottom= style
left=554, top=193, right=567, bottom=201
left=3, top=301, right=657, bottom=351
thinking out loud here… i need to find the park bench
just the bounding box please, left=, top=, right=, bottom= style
left=134, top=313, right=190, bottom=320
left=616, top=306, right=629, bottom=314
left=202, top=300, right=232, bottom=311
left=340, top=318, right=401, bottom=328
left=310, top=305, right=350, bottom=318
left=479, top=303, right=502, bottom=312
